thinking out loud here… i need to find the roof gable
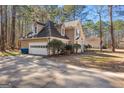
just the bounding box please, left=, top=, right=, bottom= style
left=36, top=21, right=69, bottom=39
left=64, top=20, right=81, bottom=28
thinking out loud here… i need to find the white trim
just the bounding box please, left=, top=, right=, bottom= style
left=20, top=36, right=69, bottom=41
left=50, top=37, right=69, bottom=41
left=75, top=28, right=80, bottom=40
left=20, top=37, right=48, bottom=40
left=61, top=25, right=65, bottom=36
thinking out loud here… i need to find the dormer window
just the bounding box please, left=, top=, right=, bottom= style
left=61, top=25, right=65, bottom=36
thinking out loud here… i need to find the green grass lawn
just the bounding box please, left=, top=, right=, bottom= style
left=81, top=55, right=112, bottom=63
left=81, top=49, right=124, bottom=63
left=0, top=51, right=20, bottom=56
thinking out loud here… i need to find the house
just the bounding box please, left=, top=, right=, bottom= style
left=19, top=20, right=85, bottom=55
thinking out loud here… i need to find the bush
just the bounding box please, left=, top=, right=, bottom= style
left=84, top=45, right=88, bottom=51
left=102, top=45, right=107, bottom=49
left=64, top=44, right=73, bottom=54
left=74, top=44, right=81, bottom=53
left=65, top=44, right=73, bottom=51
left=84, top=44, right=92, bottom=51
left=87, top=44, right=92, bottom=48
left=48, top=39, right=65, bottom=55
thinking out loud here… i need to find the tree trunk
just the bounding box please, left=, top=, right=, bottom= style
left=18, top=19, right=21, bottom=37
left=0, top=6, right=2, bottom=51
left=11, top=5, right=16, bottom=50
left=99, top=14, right=103, bottom=51
left=21, top=20, right=24, bottom=37
left=7, top=6, right=12, bottom=49
left=25, top=18, right=27, bottom=37
left=0, top=6, right=5, bottom=51
left=26, top=21, right=28, bottom=34
left=4, top=5, right=7, bottom=49
left=109, top=5, right=115, bottom=52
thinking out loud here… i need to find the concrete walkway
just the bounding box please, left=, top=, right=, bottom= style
left=0, top=55, right=124, bottom=88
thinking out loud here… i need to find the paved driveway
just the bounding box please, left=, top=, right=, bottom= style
left=0, top=55, right=124, bottom=88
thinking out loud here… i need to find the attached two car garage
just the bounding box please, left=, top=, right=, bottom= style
left=19, top=38, right=49, bottom=56
left=20, top=37, right=69, bottom=56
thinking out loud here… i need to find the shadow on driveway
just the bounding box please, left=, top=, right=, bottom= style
left=0, top=55, right=123, bottom=88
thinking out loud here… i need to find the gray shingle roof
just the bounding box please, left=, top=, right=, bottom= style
left=36, top=20, right=69, bottom=39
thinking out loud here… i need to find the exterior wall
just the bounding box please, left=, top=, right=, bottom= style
left=76, top=23, right=85, bottom=43
left=37, top=24, right=44, bottom=33
left=50, top=37, right=69, bottom=44
left=20, top=37, right=69, bottom=48
left=64, top=21, right=85, bottom=44
left=56, top=21, right=85, bottom=49
left=75, top=22, right=85, bottom=52
left=20, top=38, right=48, bottom=48
left=56, top=25, right=61, bottom=34
left=65, top=28, right=75, bottom=44
left=64, top=21, right=85, bottom=52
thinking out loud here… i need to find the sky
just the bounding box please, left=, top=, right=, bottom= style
left=79, top=5, right=124, bottom=23
left=87, top=6, right=124, bottom=22
left=58, top=5, right=124, bottom=23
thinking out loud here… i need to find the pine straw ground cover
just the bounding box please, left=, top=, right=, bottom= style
left=0, top=50, right=20, bottom=56
left=48, top=49, right=124, bottom=72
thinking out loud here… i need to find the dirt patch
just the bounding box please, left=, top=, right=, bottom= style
left=48, top=50, right=124, bottom=72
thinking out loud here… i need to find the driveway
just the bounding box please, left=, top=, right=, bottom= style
left=0, top=55, right=124, bottom=88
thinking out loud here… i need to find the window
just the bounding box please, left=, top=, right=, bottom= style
left=61, top=25, right=65, bottom=36
left=30, top=45, right=47, bottom=48
left=75, top=29, right=80, bottom=40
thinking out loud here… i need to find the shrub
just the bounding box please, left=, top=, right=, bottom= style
left=64, top=44, right=73, bottom=54
left=84, top=44, right=92, bottom=51
left=102, top=45, right=107, bottom=49
left=65, top=44, right=73, bottom=51
left=48, top=39, right=65, bottom=55
left=87, top=44, right=92, bottom=48
left=84, top=45, right=88, bottom=51
left=74, top=44, right=81, bottom=53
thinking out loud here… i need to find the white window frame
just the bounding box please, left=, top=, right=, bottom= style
left=75, top=28, right=80, bottom=40
left=61, top=25, right=65, bottom=36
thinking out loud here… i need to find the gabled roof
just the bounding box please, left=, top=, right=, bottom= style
left=56, top=20, right=81, bottom=29
left=64, top=20, right=80, bottom=28
left=27, top=32, right=33, bottom=38
left=36, top=20, right=69, bottom=39
left=36, top=21, right=45, bottom=26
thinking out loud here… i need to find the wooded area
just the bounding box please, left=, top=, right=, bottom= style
left=0, top=5, right=124, bottom=52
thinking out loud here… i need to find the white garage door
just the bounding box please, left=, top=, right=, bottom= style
left=29, top=42, right=48, bottom=55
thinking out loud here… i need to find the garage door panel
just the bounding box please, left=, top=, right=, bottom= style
left=29, top=42, right=48, bottom=55
left=29, top=48, right=47, bottom=55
